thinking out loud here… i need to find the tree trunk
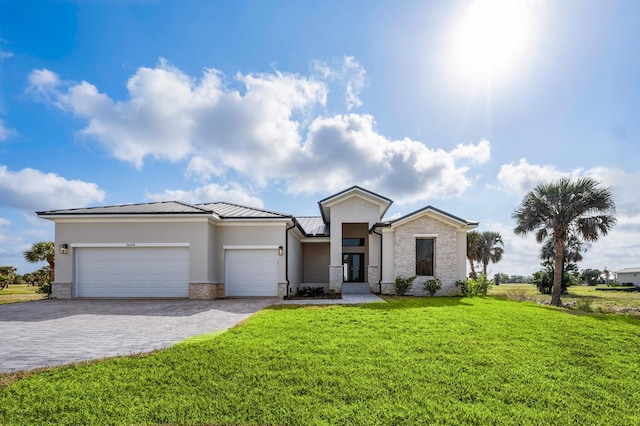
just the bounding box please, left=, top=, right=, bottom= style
left=468, top=259, right=477, bottom=279
left=482, top=261, right=488, bottom=276
left=551, top=238, right=564, bottom=306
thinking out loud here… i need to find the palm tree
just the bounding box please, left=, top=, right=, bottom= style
left=478, top=231, right=504, bottom=276
left=466, top=230, right=482, bottom=279
left=513, top=177, right=616, bottom=306
left=24, top=241, right=55, bottom=282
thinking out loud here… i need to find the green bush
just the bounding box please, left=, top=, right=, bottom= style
left=297, top=286, right=324, bottom=297
left=394, top=276, right=416, bottom=295
left=423, top=277, right=442, bottom=296
left=37, top=282, right=52, bottom=298
left=457, top=274, right=493, bottom=297
left=575, top=297, right=594, bottom=312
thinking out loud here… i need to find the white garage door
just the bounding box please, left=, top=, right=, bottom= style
left=76, top=247, right=189, bottom=298
left=225, top=249, right=279, bottom=296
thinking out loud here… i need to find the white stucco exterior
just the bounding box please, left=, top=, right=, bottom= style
left=39, top=186, right=477, bottom=299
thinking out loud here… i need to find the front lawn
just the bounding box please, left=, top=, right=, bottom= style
left=2, top=297, right=640, bottom=425
left=491, top=283, right=640, bottom=312
left=0, top=285, right=44, bottom=305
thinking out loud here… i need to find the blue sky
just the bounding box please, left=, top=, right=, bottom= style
left=1, top=0, right=639, bottom=275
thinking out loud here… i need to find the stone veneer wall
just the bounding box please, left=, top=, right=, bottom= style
left=188, top=283, right=219, bottom=299
left=393, top=216, right=459, bottom=296
left=51, top=282, right=72, bottom=299
left=329, top=266, right=343, bottom=292
left=367, top=265, right=379, bottom=293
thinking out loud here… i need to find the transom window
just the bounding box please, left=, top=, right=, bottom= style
left=343, top=238, right=365, bottom=246
left=416, top=238, right=434, bottom=276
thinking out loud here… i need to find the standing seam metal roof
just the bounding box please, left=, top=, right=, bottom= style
left=197, top=202, right=291, bottom=218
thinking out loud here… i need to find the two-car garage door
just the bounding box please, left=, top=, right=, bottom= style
left=76, top=247, right=189, bottom=298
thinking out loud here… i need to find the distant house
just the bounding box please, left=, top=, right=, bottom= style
left=617, top=268, right=640, bottom=287
left=37, top=186, right=478, bottom=299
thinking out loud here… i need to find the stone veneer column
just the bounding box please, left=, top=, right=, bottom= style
left=329, top=266, right=343, bottom=292
left=367, top=265, right=379, bottom=293
left=51, top=282, right=72, bottom=299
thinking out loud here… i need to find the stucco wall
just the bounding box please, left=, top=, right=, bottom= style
left=302, top=242, right=330, bottom=283
left=54, top=220, right=212, bottom=285
left=287, top=230, right=303, bottom=292
left=393, top=215, right=461, bottom=295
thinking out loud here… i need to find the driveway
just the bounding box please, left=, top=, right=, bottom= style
left=0, top=299, right=275, bottom=373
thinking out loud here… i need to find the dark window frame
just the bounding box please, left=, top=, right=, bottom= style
left=415, top=238, right=435, bottom=276
left=342, top=238, right=365, bottom=247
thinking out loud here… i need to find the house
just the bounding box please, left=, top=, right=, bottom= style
left=617, top=268, right=640, bottom=287
left=37, top=186, right=478, bottom=299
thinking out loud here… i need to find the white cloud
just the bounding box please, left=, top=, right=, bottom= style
left=451, top=139, right=491, bottom=163
left=145, top=182, right=264, bottom=208
left=185, top=155, right=223, bottom=182
left=0, top=165, right=106, bottom=211
left=0, top=217, right=10, bottom=226
left=497, top=158, right=583, bottom=196
left=290, top=114, right=491, bottom=203
left=313, top=56, right=366, bottom=110
left=0, top=118, right=14, bottom=141
left=28, top=59, right=490, bottom=203
left=0, top=49, right=13, bottom=61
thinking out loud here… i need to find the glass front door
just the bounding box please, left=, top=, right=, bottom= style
left=343, top=253, right=364, bottom=282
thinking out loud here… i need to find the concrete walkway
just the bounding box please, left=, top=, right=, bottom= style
left=0, top=294, right=384, bottom=373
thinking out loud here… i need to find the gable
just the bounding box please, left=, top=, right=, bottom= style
left=318, top=185, right=392, bottom=223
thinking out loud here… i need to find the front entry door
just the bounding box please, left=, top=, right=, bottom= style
left=343, top=253, right=365, bottom=282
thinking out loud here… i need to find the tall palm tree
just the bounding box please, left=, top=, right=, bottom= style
left=24, top=241, right=55, bottom=282
left=479, top=231, right=504, bottom=276
left=466, top=230, right=482, bottom=279
left=513, top=177, right=616, bottom=306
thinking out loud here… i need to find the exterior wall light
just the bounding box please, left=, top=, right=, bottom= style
left=278, top=246, right=284, bottom=256
left=59, top=244, right=69, bottom=254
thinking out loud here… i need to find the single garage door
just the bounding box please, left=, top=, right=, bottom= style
left=225, top=249, right=279, bottom=296
left=76, top=246, right=189, bottom=298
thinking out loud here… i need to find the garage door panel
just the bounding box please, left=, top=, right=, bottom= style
left=76, top=247, right=189, bottom=298
left=226, top=250, right=278, bottom=297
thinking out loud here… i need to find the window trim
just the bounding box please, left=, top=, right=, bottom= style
left=415, top=237, right=435, bottom=277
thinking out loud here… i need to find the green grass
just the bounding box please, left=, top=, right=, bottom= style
left=491, top=283, right=640, bottom=312
left=2, top=297, right=640, bottom=425
left=0, top=284, right=44, bottom=304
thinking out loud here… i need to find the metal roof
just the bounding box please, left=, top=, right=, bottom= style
left=295, top=216, right=328, bottom=236
left=197, top=202, right=291, bottom=219
left=37, top=201, right=210, bottom=216
left=38, top=200, right=291, bottom=220
left=617, top=267, right=640, bottom=274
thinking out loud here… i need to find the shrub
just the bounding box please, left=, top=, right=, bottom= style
left=394, top=276, right=416, bottom=295
left=457, top=274, right=493, bottom=297
left=423, top=277, right=442, bottom=296
left=296, top=286, right=324, bottom=297
left=575, top=297, right=594, bottom=312
left=37, top=282, right=52, bottom=298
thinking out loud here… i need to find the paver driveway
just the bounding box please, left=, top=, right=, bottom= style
left=0, top=299, right=275, bottom=373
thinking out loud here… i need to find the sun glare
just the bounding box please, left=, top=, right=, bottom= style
left=448, top=0, right=534, bottom=84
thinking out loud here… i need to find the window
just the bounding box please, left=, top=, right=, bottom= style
left=416, top=238, right=434, bottom=276
left=343, top=238, right=365, bottom=246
